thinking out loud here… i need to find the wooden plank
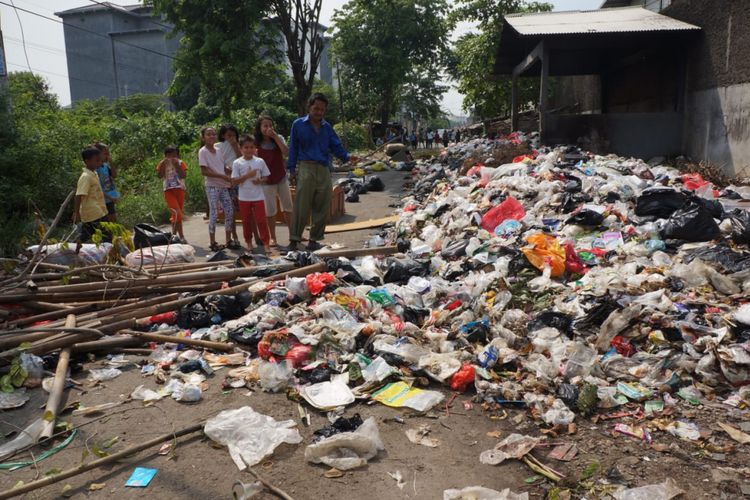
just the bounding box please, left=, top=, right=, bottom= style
left=324, top=215, right=399, bottom=234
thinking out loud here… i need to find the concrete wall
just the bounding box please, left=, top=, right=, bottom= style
left=664, top=0, right=750, bottom=177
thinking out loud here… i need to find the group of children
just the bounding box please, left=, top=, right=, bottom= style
left=73, top=115, right=291, bottom=254
left=198, top=115, right=292, bottom=253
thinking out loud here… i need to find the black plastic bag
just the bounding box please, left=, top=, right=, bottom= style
left=298, top=367, right=332, bottom=385
left=228, top=327, right=264, bottom=352
left=564, top=175, right=582, bottom=193
left=566, top=209, right=604, bottom=227
left=326, top=259, right=364, bottom=284
left=346, top=192, right=360, bottom=202
left=383, top=257, right=429, bottom=284
left=661, top=202, right=720, bottom=242
left=396, top=238, right=410, bottom=253
left=441, top=240, right=469, bottom=258
left=728, top=209, right=750, bottom=244
left=204, top=294, right=248, bottom=319
left=133, top=223, right=178, bottom=249
left=635, top=188, right=688, bottom=218
left=313, top=414, right=364, bottom=442
left=284, top=251, right=322, bottom=267
left=574, top=298, right=619, bottom=334
left=177, top=303, right=211, bottom=329
left=529, top=311, right=573, bottom=337
left=557, top=383, right=579, bottom=408
left=365, top=175, right=385, bottom=192
left=683, top=245, right=750, bottom=273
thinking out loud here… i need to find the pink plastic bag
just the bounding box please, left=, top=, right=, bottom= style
left=481, top=197, right=525, bottom=232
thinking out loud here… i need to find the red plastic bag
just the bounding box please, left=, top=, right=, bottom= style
left=564, top=242, right=587, bottom=275
left=306, top=273, right=335, bottom=296
left=611, top=336, right=636, bottom=357
left=285, top=344, right=313, bottom=367
left=682, top=173, right=709, bottom=191
left=467, top=165, right=483, bottom=177
left=480, top=197, right=525, bottom=232
left=450, top=364, right=476, bottom=392
left=512, top=154, right=534, bottom=164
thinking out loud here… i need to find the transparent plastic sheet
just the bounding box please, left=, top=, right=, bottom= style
left=258, top=360, right=293, bottom=392
left=612, top=478, right=684, bottom=500
left=204, top=406, right=303, bottom=470
left=443, top=487, right=529, bottom=500
left=304, top=417, right=384, bottom=470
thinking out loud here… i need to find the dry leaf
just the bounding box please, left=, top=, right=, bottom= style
left=718, top=422, right=750, bottom=444
left=88, top=483, right=106, bottom=491
left=486, top=430, right=503, bottom=439
left=324, top=468, right=344, bottom=478
left=406, top=426, right=440, bottom=447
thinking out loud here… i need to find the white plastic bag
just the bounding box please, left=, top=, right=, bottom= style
left=444, top=487, right=529, bottom=500
left=299, top=379, right=355, bottom=410
left=258, top=360, right=293, bottom=392
left=87, top=368, right=122, bottom=382
left=204, top=406, right=302, bottom=470
left=304, top=417, right=384, bottom=470
left=124, top=243, right=195, bottom=267
left=612, top=478, right=684, bottom=500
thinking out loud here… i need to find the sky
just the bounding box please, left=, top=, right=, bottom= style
left=1, top=0, right=601, bottom=115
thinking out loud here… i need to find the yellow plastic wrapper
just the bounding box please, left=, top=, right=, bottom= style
left=371, top=162, right=386, bottom=171
left=352, top=167, right=366, bottom=177
left=521, top=233, right=566, bottom=277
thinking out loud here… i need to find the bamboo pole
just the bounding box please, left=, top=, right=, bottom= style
left=0, top=422, right=204, bottom=499
left=316, top=245, right=398, bottom=259
left=39, top=315, right=75, bottom=439
left=120, top=330, right=235, bottom=352
left=5, top=303, right=96, bottom=328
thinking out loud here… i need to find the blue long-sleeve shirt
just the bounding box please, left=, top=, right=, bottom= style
left=287, top=115, right=349, bottom=175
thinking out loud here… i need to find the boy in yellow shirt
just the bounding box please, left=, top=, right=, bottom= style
left=73, top=146, right=110, bottom=250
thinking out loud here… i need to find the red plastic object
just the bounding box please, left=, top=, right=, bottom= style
left=563, top=242, right=587, bottom=275
left=306, top=273, right=335, bottom=296
left=480, top=197, right=526, bottom=232
left=450, top=364, right=476, bottom=392
left=149, top=311, right=177, bottom=325
left=284, top=344, right=313, bottom=367
left=611, top=336, right=636, bottom=357
left=467, top=164, right=484, bottom=177
left=512, top=154, right=534, bottom=164
left=445, top=299, right=463, bottom=311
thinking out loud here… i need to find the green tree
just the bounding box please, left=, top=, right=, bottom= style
left=270, top=0, right=326, bottom=116
left=331, top=0, right=452, bottom=126
left=449, top=0, right=552, bottom=119
left=149, top=0, right=285, bottom=118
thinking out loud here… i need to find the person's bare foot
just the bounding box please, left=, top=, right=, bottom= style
left=263, top=245, right=272, bottom=254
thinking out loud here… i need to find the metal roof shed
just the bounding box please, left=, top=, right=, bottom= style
left=494, top=7, right=700, bottom=157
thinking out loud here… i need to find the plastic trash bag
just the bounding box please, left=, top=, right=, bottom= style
left=444, top=487, right=529, bottom=500
left=383, top=257, right=429, bottom=284
left=87, top=368, right=122, bottom=382
left=204, top=406, right=303, bottom=470
left=365, top=175, right=385, bottom=192
left=27, top=242, right=113, bottom=266
left=634, top=188, right=687, bottom=218
left=728, top=209, right=750, bottom=244
left=258, top=360, right=293, bottom=392
left=306, top=272, right=336, bottom=296
left=661, top=202, right=720, bottom=242
left=313, top=414, right=364, bottom=442
left=480, top=197, right=525, bottom=232
left=566, top=209, right=604, bottom=227
left=177, top=303, right=211, bottom=329
left=133, top=223, right=179, bottom=249
left=326, top=260, right=364, bottom=284
left=521, top=233, right=566, bottom=277
left=612, top=478, right=684, bottom=500
left=299, top=379, right=355, bottom=410
left=480, top=433, right=540, bottom=465
left=124, top=244, right=195, bottom=267
left=304, top=416, right=384, bottom=470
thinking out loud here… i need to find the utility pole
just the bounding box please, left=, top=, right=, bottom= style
left=0, top=9, right=11, bottom=114
left=335, top=57, right=347, bottom=150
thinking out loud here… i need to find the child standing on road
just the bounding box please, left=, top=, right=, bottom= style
left=254, top=115, right=292, bottom=247
left=199, top=126, right=235, bottom=251
left=231, top=135, right=271, bottom=254
left=157, top=145, right=188, bottom=243
left=74, top=146, right=110, bottom=251
left=93, top=142, right=119, bottom=222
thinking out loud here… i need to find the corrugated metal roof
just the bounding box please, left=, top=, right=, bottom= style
left=505, top=6, right=700, bottom=36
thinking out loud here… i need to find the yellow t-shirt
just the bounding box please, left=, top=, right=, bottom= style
left=76, top=168, right=107, bottom=223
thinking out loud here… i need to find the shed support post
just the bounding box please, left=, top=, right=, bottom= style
left=539, top=41, right=549, bottom=140
left=511, top=75, right=519, bottom=131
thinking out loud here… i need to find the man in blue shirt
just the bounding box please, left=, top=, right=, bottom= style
left=287, top=93, right=358, bottom=251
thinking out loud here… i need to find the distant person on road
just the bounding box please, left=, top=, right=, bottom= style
left=426, top=130, right=433, bottom=148
left=442, top=129, right=449, bottom=148
left=93, top=142, right=118, bottom=222
left=455, top=129, right=462, bottom=143
left=287, top=93, right=359, bottom=251
left=216, top=124, right=249, bottom=248
left=156, top=145, right=187, bottom=243
left=254, top=115, right=292, bottom=248
left=199, top=126, right=236, bottom=252
left=74, top=146, right=110, bottom=251
left=231, top=135, right=272, bottom=254
left=410, top=132, right=417, bottom=149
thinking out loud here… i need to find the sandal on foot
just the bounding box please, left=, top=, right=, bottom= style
left=209, top=242, right=221, bottom=252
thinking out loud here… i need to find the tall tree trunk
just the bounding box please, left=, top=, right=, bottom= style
left=296, top=85, right=310, bottom=116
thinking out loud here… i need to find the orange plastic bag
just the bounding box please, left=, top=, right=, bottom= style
left=521, top=233, right=566, bottom=277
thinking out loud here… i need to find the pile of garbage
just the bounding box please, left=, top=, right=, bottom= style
left=3, top=134, right=750, bottom=497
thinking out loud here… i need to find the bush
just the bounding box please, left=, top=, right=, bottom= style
left=334, top=122, right=370, bottom=152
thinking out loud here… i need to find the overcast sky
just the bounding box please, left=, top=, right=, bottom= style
left=1, top=0, right=600, bottom=114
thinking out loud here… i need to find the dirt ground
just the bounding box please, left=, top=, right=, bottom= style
left=2, top=168, right=750, bottom=499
